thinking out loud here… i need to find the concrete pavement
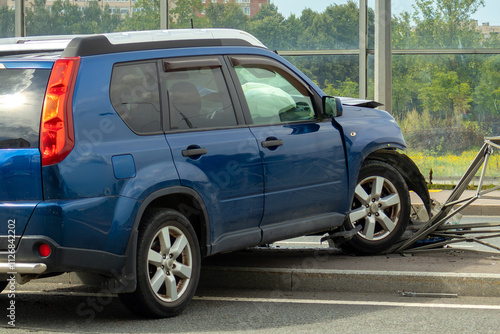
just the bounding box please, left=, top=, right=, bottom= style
left=199, top=247, right=500, bottom=297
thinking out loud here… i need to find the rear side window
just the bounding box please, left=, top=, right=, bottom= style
left=110, top=61, right=162, bottom=135
left=162, top=57, right=237, bottom=130
left=0, top=68, right=50, bottom=148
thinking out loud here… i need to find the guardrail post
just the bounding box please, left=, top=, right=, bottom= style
left=359, top=0, right=368, bottom=100
left=160, top=0, right=170, bottom=29
left=375, top=0, right=391, bottom=113
left=15, top=0, right=25, bottom=37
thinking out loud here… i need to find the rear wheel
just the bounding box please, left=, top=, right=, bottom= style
left=119, top=209, right=201, bottom=318
left=341, top=160, right=410, bottom=254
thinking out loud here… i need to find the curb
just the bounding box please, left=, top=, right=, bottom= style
left=199, top=266, right=500, bottom=297
left=411, top=203, right=499, bottom=216
left=29, top=267, right=500, bottom=298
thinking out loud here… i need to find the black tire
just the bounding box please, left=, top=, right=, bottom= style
left=341, top=160, right=410, bottom=254
left=119, top=209, right=201, bottom=318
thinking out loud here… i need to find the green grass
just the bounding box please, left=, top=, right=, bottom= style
left=406, top=149, right=500, bottom=179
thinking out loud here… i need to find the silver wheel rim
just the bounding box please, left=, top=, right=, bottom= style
left=147, top=225, right=192, bottom=302
left=349, top=175, right=401, bottom=241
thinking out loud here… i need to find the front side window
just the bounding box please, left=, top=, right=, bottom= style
left=232, top=60, right=315, bottom=125
left=162, top=59, right=237, bottom=130
left=110, top=61, right=161, bottom=135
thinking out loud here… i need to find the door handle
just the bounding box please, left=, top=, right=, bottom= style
left=261, top=138, right=284, bottom=149
left=182, top=147, right=207, bottom=157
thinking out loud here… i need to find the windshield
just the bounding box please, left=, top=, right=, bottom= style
left=0, top=68, right=50, bottom=149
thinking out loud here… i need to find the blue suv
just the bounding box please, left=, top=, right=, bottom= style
left=0, top=29, right=430, bottom=318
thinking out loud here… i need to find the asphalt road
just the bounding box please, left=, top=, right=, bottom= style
left=1, top=215, right=499, bottom=333
left=1, top=287, right=500, bottom=333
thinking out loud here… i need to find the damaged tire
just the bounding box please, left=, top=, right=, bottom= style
left=342, top=160, right=410, bottom=254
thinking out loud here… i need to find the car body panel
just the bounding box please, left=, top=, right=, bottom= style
left=166, top=128, right=265, bottom=253
left=251, top=122, right=349, bottom=226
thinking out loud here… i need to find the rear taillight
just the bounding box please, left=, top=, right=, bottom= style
left=40, top=57, right=80, bottom=166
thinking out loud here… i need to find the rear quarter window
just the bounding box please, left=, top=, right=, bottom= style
left=0, top=68, right=50, bottom=148
left=110, top=61, right=162, bottom=135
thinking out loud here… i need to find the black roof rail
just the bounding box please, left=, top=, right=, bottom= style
left=0, top=29, right=267, bottom=58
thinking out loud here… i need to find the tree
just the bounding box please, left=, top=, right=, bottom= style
left=25, top=0, right=54, bottom=35
left=205, top=2, right=248, bottom=30
left=474, top=55, right=500, bottom=120
left=0, top=5, right=14, bottom=38
left=290, top=1, right=374, bottom=91
left=412, top=0, right=484, bottom=48
left=418, top=70, right=472, bottom=123
left=170, top=0, right=203, bottom=28
left=26, top=0, right=122, bottom=35
left=80, top=2, right=122, bottom=34
left=50, top=0, right=83, bottom=34
left=122, top=0, right=160, bottom=31
left=247, top=3, right=292, bottom=50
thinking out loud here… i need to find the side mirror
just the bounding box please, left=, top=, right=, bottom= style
left=323, top=96, right=343, bottom=117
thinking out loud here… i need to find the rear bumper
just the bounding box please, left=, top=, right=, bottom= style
left=0, top=236, right=127, bottom=276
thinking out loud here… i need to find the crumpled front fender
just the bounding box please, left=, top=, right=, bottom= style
left=366, top=150, right=431, bottom=216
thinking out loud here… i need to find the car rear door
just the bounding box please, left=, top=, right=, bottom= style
left=161, top=56, right=264, bottom=254
left=0, top=62, right=50, bottom=249
left=227, top=55, right=348, bottom=243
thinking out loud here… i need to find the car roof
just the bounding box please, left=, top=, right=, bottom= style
left=0, top=29, right=267, bottom=58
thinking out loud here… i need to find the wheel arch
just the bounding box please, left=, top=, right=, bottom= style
left=107, top=186, right=210, bottom=294
left=134, top=187, right=211, bottom=256
left=365, top=149, right=431, bottom=215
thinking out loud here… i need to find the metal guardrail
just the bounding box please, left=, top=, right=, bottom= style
left=277, top=49, right=500, bottom=57
left=393, top=136, right=500, bottom=253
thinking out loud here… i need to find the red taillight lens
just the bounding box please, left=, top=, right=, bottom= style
left=40, top=57, right=80, bottom=166
left=39, top=243, right=51, bottom=257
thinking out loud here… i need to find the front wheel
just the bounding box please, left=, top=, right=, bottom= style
left=119, top=209, right=201, bottom=318
left=341, top=160, right=410, bottom=254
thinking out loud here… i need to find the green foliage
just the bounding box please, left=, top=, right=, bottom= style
left=474, top=55, right=500, bottom=119
left=247, top=3, right=295, bottom=50
left=412, top=0, right=484, bottom=48
left=170, top=0, right=203, bottom=28
left=322, top=80, right=359, bottom=98
left=25, top=0, right=122, bottom=35
left=397, top=109, right=486, bottom=154
left=418, top=70, right=472, bottom=122
left=122, top=0, right=159, bottom=31
left=0, top=5, right=14, bottom=38
left=205, top=2, right=248, bottom=29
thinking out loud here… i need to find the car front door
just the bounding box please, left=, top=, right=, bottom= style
left=228, top=55, right=348, bottom=243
